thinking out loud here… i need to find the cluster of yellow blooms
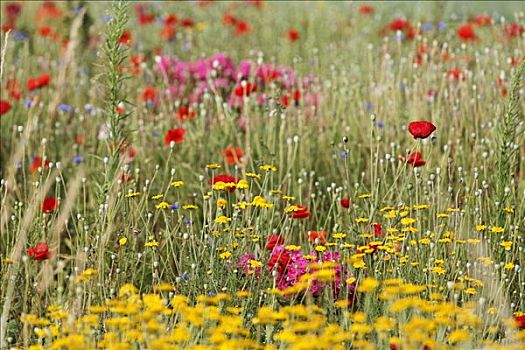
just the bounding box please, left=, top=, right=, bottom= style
left=18, top=278, right=524, bottom=350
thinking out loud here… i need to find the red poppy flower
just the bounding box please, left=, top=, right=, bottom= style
left=515, top=315, right=525, bottom=329
left=235, top=20, right=250, bottom=36
left=164, top=127, right=186, bottom=146
left=141, top=86, right=157, bottom=102
left=223, top=14, right=237, bottom=26
left=0, top=100, right=11, bottom=116
left=341, top=197, right=351, bottom=208
left=6, top=79, right=22, bottom=100
left=223, top=147, right=243, bottom=165
left=293, top=89, right=301, bottom=103
left=457, top=23, right=477, bottom=41
left=42, top=196, right=57, bottom=213
left=268, top=250, right=291, bottom=273
left=120, top=172, right=132, bottom=183
left=164, top=14, right=177, bottom=25
left=472, top=15, right=492, bottom=26
left=447, top=68, right=463, bottom=81
left=181, top=18, right=194, bottom=27
left=177, top=106, right=196, bottom=121
left=209, top=174, right=239, bottom=192
left=359, top=5, right=374, bottom=15
left=138, top=13, right=155, bottom=26
left=266, top=235, right=285, bottom=250
left=30, top=156, right=50, bottom=174
left=5, top=2, right=22, bottom=20
left=289, top=205, right=311, bottom=219
left=160, top=24, right=176, bottom=41
left=287, top=28, right=299, bottom=42
left=406, top=151, right=426, bottom=167
left=209, top=174, right=239, bottom=185
left=408, top=121, right=436, bottom=139
left=234, top=82, right=256, bottom=97
left=373, top=223, right=384, bottom=237
left=36, top=1, right=63, bottom=22
left=389, top=18, right=410, bottom=31
left=118, top=30, right=132, bottom=46
left=307, top=230, right=326, bottom=244
left=27, top=242, right=50, bottom=261
left=38, top=25, right=53, bottom=37
left=27, top=74, right=51, bottom=91
left=504, top=23, right=524, bottom=38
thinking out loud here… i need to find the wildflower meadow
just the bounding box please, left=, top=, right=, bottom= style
left=1, top=1, right=525, bottom=349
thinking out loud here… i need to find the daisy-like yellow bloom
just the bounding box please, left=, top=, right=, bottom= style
left=383, top=210, right=396, bottom=219
left=504, top=262, right=515, bottom=270
left=357, top=277, right=379, bottom=293
left=437, top=213, right=449, bottom=218
left=259, top=164, right=277, bottom=172
left=126, top=192, right=140, bottom=198
left=358, top=193, right=371, bottom=199
left=195, top=22, right=207, bottom=31
left=206, top=163, right=221, bottom=169
left=500, top=241, right=512, bottom=251
left=145, top=240, right=159, bottom=247
left=219, top=251, right=232, bottom=259
left=476, top=225, right=487, bottom=231
left=248, top=260, right=262, bottom=268
left=284, top=205, right=301, bottom=212
left=118, top=237, right=127, bottom=246
left=413, top=204, right=429, bottom=210
left=151, top=194, right=163, bottom=200
left=182, top=204, right=198, bottom=209
left=236, top=179, right=249, bottom=189
left=491, top=226, right=504, bottom=233
left=156, top=201, right=169, bottom=209
left=333, top=233, right=346, bottom=239
left=76, top=268, right=98, bottom=283
left=503, top=207, right=514, bottom=213
left=252, top=196, right=273, bottom=208
left=245, top=172, right=261, bottom=179
left=170, top=180, right=184, bottom=188
left=282, top=195, right=295, bottom=201
left=465, top=288, right=477, bottom=295
left=217, top=198, right=227, bottom=209
left=285, top=245, right=301, bottom=251
left=315, top=246, right=326, bottom=252
left=355, top=217, right=369, bottom=223
left=401, top=217, right=415, bottom=225
left=432, top=266, right=446, bottom=275
left=215, top=216, right=232, bottom=224
left=3, top=258, right=13, bottom=264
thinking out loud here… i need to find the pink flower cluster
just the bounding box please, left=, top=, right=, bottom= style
left=155, top=53, right=320, bottom=112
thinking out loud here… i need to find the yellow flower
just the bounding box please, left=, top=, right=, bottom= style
left=183, top=204, right=198, bottom=209
left=76, top=268, right=97, bottom=282
left=500, top=241, right=512, bottom=251
left=217, top=198, right=227, bottom=209
left=259, top=164, right=277, bottom=172
left=206, top=163, right=221, bottom=169
left=236, top=179, right=249, bottom=189
left=252, top=196, right=273, bottom=208
left=448, top=329, right=470, bottom=343
left=465, top=288, right=477, bottom=295
left=196, top=22, right=207, bottom=31
left=333, top=232, right=346, bottom=239
left=126, top=192, right=140, bottom=198
left=171, top=180, right=184, bottom=188
left=145, top=240, right=159, bottom=247
left=432, top=266, right=446, bottom=275
left=475, top=225, right=487, bottom=231
left=503, top=207, right=514, bottom=213
left=355, top=217, right=369, bottom=223
left=248, top=260, right=262, bottom=268
left=315, top=246, right=326, bottom=252
left=358, top=193, right=371, bottom=199
left=219, top=251, right=232, bottom=259
left=151, top=194, right=164, bottom=200
left=215, top=216, right=232, bottom=224
left=491, top=226, right=504, bottom=233
left=118, top=237, right=127, bottom=246
left=285, top=245, right=301, bottom=251
left=282, top=195, right=295, bottom=201
left=401, top=217, right=415, bottom=225
left=3, top=258, right=13, bottom=264
left=245, top=172, right=261, bottom=179
left=437, top=213, right=449, bottom=218
left=357, top=277, right=379, bottom=293
left=504, top=262, right=515, bottom=270
left=156, top=201, right=169, bottom=209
